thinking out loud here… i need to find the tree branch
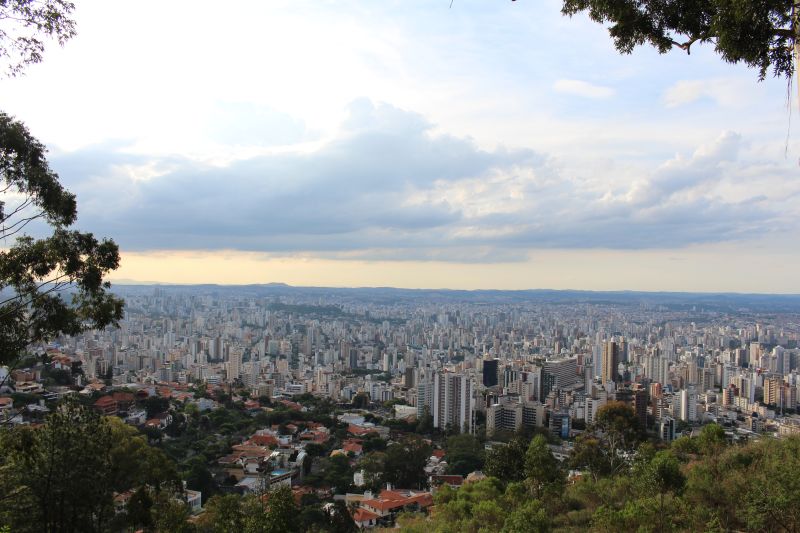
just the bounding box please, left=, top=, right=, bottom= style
left=0, top=275, right=73, bottom=317
left=1, top=211, right=45, bottom=239
left=0, top=196, right=33, bottom=224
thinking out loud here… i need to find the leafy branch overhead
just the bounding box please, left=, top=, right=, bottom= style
left=0, top=113, right=123, bottom=365
left=561, top=0, right=798, bottom=80
left=0, top=0, right=76, bottom=77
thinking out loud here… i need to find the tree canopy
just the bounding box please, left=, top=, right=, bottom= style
left=0, top=398, right=180, bottom=533
left=397, top=428, right=800, bottom=533
left=0, top=3, right=123, bottom=370
left=0, top=0, right=77, bottom=77
left=561, top=0, right=797, bottom=80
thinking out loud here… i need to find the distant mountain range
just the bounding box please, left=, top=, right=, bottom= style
left=109, top=283, right=800, bottom=312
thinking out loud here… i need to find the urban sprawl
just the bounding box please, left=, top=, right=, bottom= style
left=3, top=286, right=800, bottom=528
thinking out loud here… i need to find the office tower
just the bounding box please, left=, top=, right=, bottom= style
left=339, top=340, right=349, bottom=363
left=618, top=337, right=629, bottom=363
left=540, top=357, right=578, bottom=401
left=482, top=359, right=499, bottom=387
left=403, top=367, right=414, bottom=388
left=593, top=344, right=603, bottom=378
left=549, top=411, right=571, bottom=439
left=602, top=341, right=619, bottom=384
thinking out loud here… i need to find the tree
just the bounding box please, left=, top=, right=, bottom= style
left=0, top=1, right=77, bottom=77
left=323, top=454, right=355, bottom=494
left=262, top=486, right=301, bottom=533
left=143, top=396, right=171, bottom=418
left=569, top=433, right=612, bottom=482
left=501, top=499, right=551, bottom=533
left=0, top=397, right=115, bottom=532
left=151, top=493, right=195, bottom=533
left=105, top=416, right=180, bottom=493
left=384, top=435, right=432, bottom=489
left=523, top=435, right=564, bottom=500
left=484, top=437, right=528, bottom=483
left=359, top=451, right=388, bottom=493
left=0, top=0, right=121, bottom=382
left=632, top=450, right=685, bottom=533
left=592, top=401, right=642, bottom=474
left=326, top=500, right=357, bottom=533
left=432, top=478, right=505, bottom=531
left=184, top=457, right=217, bottom=504
left=124, top=487, right=154, bottom=531
left=561, top=0, right=797, bottom=80
left=0, top=112, right=124, bottom=369
left=197, top=494, right=244, bottom=533
left=0, top=397, right=179, bottom=533
left=351, top=392, right=370, bottom=409
left=696, top=422, right=727, bottom=455
left=362, top=433, right=387, bottom=453
left=415, top=405, right=433, bottom=434
left=445, top=433, right=485, bottom=476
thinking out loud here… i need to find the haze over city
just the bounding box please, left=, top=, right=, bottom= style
left=4, top=0, right=799, bottom=293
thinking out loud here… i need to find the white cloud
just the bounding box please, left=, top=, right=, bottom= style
left=662, top=78, right=748, bottom=108
left=49, top=102, right=800, bottom=260
left=552, top=79, right=615, bottom=99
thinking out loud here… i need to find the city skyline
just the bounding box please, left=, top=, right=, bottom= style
left=4, top=0, right=800, bottom=292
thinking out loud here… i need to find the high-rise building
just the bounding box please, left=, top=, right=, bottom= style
left=541, top=357, right=577, bottom=401
left=660, top=416, right=676, bottom=442
left=404, top=367, right=416, bottom=389
left=634, top=389, right=648, bottom=429
left=585, top=393, right=607, bottom=425
left=678, top=388, right=697, bottom=422
left=482, top=359, right=499, bottom=387
left=602, top=341, right=619, bottom=384
left=764, top=376, right=783, bottom=407
left=416, top=368, right=434, bottom=418
left=433, top=371, right=474, bottom=433
left=549, top=411, right=571, bottom=439
left=486, top=399, right=545, bottom=435
left=227, top=346, right=242, bottom=383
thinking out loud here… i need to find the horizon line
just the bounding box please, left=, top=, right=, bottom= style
left=106, top=280, right=800, bottom=298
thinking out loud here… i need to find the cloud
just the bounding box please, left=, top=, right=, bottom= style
left=50, top=100, right=799, bottom=262
left=662, top=78, right=747, bottom=108
left=553, top=79, right=615, bottom=99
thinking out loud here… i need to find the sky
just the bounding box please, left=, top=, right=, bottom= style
left=3, top=0, right=800, bottom=292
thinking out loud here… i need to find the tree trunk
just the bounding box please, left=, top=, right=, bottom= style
left=794, top=2, right=800, bottom=108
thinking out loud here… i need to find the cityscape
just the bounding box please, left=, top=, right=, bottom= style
left=4, top=284, right=800, bottom=530
left=3, top=0, right=800, bottom=532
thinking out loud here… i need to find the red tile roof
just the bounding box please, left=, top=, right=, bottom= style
left=249, top=434, right=279, bottom=447
left=362, top=490, right=434, bottom=512
left=94, top=396, right=117, bottom=407
left=112, top=392, right=135, bottom=403
left=343, top=442, right=363, bottom=454
left=347, top=424, right=377, bottom=436
left=352, top=508, right=380, bottom=522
